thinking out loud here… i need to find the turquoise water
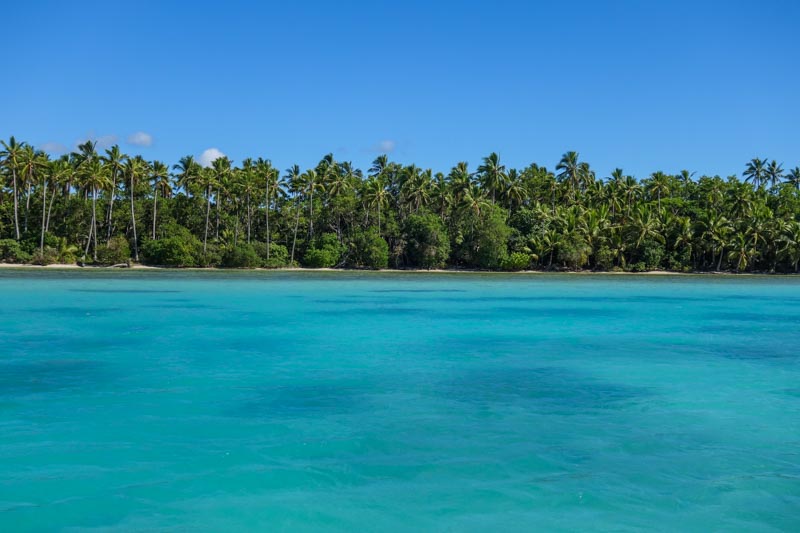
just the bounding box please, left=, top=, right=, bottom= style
left=1, top=271, right=799, bottom=532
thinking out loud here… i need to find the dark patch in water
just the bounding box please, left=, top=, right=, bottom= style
left=489, top=306, right=628, bottom=319
left=369, top=289, right=466, bottom=293
left=0, top=359, right=109, bottom=395
left=23, top=306, right=124, bottom=316
left=234, top=381, right=373, bottom=418
left=440, top=366, right=645, bottom=410
left=70, top=289, right=182, bottom=294
left=311, top=306, right=426, bottom=317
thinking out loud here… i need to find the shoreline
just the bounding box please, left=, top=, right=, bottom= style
left=0, top=263, right=795, bottom=276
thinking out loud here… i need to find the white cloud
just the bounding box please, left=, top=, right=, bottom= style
left=199, top=148, right=226, bottom=167
left=127, top=131, right=153, bottom=147
left=40, top=142, right=67, bottom=154
left=368, top=139, right=396, bottom=153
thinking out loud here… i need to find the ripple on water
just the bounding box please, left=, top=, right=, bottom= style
left=233, top=381, right=376, bottom=418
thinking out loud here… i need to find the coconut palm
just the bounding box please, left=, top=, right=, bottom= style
left=1, top=136, right=25, bottom=239
left=80, top=159, right=111, bottom=261
left=102, top=145, right=127, bottom=241
left=477, top=152, right=507, bottom=203
left=122, top=156, right=148, bottom=261
left=149, top=161, right=171, bottom=240
left=743, top=158, right=768, bottom=189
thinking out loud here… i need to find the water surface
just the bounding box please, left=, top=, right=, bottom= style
left=1, top=271, right=799, bottom=531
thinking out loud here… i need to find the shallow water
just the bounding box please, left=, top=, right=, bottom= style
left=1, top=271, right=799, bottom=531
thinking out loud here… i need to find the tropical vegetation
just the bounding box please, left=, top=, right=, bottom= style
left=2, top=137, right=800, bottom=273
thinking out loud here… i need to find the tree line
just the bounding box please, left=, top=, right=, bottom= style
left=1, top=136, right=799, bottom=272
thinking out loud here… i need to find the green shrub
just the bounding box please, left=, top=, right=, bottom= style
left=0, top=239, right=31, bottom=263
left=31, top=247, right=60, bottom=266
left=349, top=228, right=389, bottom=269
left=221, top=243, right=262, bottom=268
left=403, top=213, right=450, bottom=269
left=95, top=236, right=131, bottom=265
left=594, top=246, right=615, bottom=271
left=501, top=252, right=531, bottom=271
left=557, top=232, right=591, bottom=270
left=252, top=241, right=290, bottom=268
left=303, top=233, right=344, bottom=268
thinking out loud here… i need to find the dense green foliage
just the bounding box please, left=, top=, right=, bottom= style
left=2, top=137, right=800, bottom=272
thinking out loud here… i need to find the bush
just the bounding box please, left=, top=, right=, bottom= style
left=0, top=239, right=31, bottom=263
left=303, top=233, right=344, bottom=268
left=403, top=213, right=450, bottom=269
left=348, top=228, right=389, bottom=269
left=31, top=247, right=60, bottom=266
left=221, top=243, right=262, bottom=268
left=95, top=236, right=131, bottom=265
left=141, top=224, right=202, bottom=267
left=252, top=241, right=290, bottom=268
left=594, top=246, right=615, bottom=271
left=557, top=232, right=591, bottom=270
left=501, top=252, right=531, bottom=271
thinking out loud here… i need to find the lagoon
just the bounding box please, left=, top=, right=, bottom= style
left=1, top=271, right=799, bottom=531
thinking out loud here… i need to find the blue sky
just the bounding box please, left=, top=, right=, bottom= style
left=2, top=1, right=798, bottom=178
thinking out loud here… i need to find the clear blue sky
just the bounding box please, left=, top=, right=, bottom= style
left=2, top=0, right=798, bottom=178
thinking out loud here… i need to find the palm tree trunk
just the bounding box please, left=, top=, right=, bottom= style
left=246, top=192, right=251, bottom=244
left=215, top=191, right=220, bottom=240
left=203, top=187, right=211, bottom=253
left=24, top=183, right=31, bottom=233
left=92, top=187, right=99, bottom=261
left=46, top=186, right=57, bottom=232
left=291, top=197, right=301, bottom=265
left=716, top=248, right=724, bottom=271
left=12, top=169, right=20, bottom=240
left=106, top=170, right=116, bottom=242
left=130, top=185, right=139, bottom=262
left=152, top=188, right=158, bottom=240
left=40, top=180, right=47, bottom=254
left=265, top=189, right=271, bottom=259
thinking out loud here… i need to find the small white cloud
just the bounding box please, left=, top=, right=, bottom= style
left=375, top=140, right=396, bottom=153
left=199, top=148, right=226, bottom=167
left=95, top=134, right=118, bottom=149
left=40, top=142, right=67, bottom=154
left=127, top=131, right=153, bottom=147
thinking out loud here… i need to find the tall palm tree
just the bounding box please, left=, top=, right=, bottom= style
left=477, top=152, right=507, bottom=203
left=149, top=160, right=171, bottom=240
left=363, top=175, right=389, bottom=234
left=743, top=157, right=768, bottom=189
left=80, top=159, right=111, bottom=261
left=786, top=167, right=800, bottom=190
left=1, top=136, right=25, bottom=239
left=556, top=151, right=583, bottom=200
left=35, top=152, right=51, bottom=254
left=286, top=165, right=303, bottom=264
left=765, top=160, right=784, bottom=188
left=102, top=145, right=127, bottom=241
left=122, top=156, right=147, bottom=261
left=257, top=158, right=282, bottom=259
left=173, top=155, right=200, bottom=196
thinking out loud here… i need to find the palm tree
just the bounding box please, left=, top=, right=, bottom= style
left=363, top=175, right=389, bottom=234
left=286, top=164, right=303, bottom=264
left=0, top=136, right=25, bottom=239
left=556, top=151, right=584, bottom=200
left=786, top=167, right=800, bottom=190
left=36, top=152, right=51, bottom=254
left=765, top=160, right=784, bottom=188
left=46, top=156, right=72, bottom=233
left=80, top=159, right=111, bottom=261
left=150, top=160, right=171, bottom=240
left=648, top=171, right=670, bottom=210
left=122, top=156, right=147, bottom=261
left=700, top=212, right=731, bottom=271
left=256, top=158, right=281, bottom=258
left=173, top=155, right=200, bottom=196
left=743, top=158, right=768, bottom=189
left=477, top=152, right=507, bottom=203
left=102, top=145, right=127, bottom=241
left=728, top=233, right=757, bottom=273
